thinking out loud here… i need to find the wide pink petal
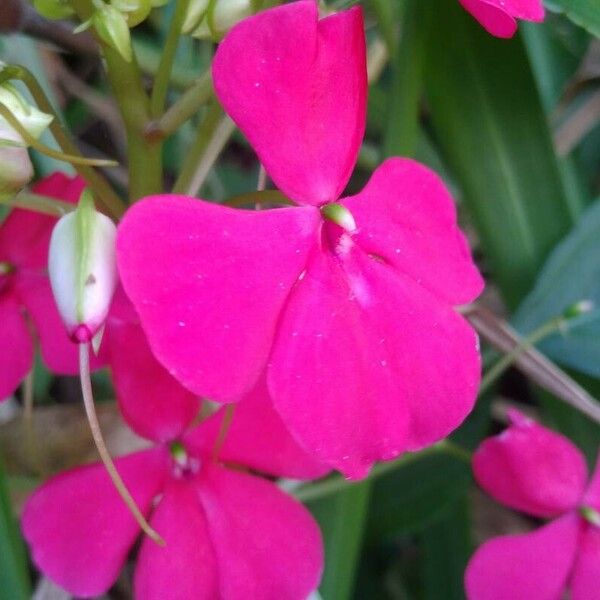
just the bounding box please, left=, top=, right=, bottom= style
left=212, top=1, right=366, bottom=205
left=117, top=196, right=320, bottom=400
left=465, top=513, right=579, bottom=600
left=196, top=464, right=323, bottom=599
left=21, top=449, right=168, bottom=598
left=15, top=271, right=106, bottom=373
left=342, top=158, right=483, bottom=306
left=134, top=480, right=219, bottom=600
left=184, top=376, right=329, bottom=480
left=571, top=523, right=600, bottom=600
left=106, top=319, right=200, bottom=443
left=269, top=243, right=480, bottom=479
left=0, top=296, right=33, bottom=399
left=459, top=0, right=544, bottom=38
left=582, top=451, right=600, bottom=510
left=473, top=410, right=588, bottom=518
left=0, top=173, right=83, bottom=269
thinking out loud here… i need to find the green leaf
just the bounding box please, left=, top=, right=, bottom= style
left=0, top=455, right=30, bottom=600
left=423, top=0, right=579, bottom=308
left=545, top=0, right=600, bottom=38
left=307, top=481, right=371, bottom=600
left=366, top=454, right=471, bottom=540
left=513, top=198, right=600, bottom=378
left=419, top=494, right=471, bottom=600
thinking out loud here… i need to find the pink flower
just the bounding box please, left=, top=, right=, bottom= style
left=22, top=375, right=327, bottom=599
left=465, top=410, right=600, bottom=600
left=117, top=0, right=484, bottom=479
left=458, top=0, right=544, bottom=38
left=0, top=173, right=87, bottom=399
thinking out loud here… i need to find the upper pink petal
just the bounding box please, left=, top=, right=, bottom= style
left=269, top=243, right=480, bottom=479
left=0, top=297, right=33, bottom=399
left=570, top=523, right=600, bottom=600
left=212, top=0, right=367, bottom=206
left=465, top=513, right=580, bottom=600
left=106, top=316, right=200, bottom=443
left=21, top=449, right=168, bottom=598
left=183, top=375, right=329, bottom=480
left=459, top=0, right=544, bottom=38
left=134, top=480, right=219, bottom=600
left=15, top=271, right=106, bottom=374
left=117, top=196, right=320, bottom=400
left=473, top=410, right=588, bottom=518
left=196, top=463, right=323, bottom=599
left=341, top=158, right=484, bottom=306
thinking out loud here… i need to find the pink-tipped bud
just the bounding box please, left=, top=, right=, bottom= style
left=48, top=189, right=118, bottom=343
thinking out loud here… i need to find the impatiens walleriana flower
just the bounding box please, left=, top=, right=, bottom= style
left=465, top=410, right=600, bottom=600
left=22, top=375, right=327, bottom=599
left=458, top=0, right=544, bottom=38
left=0, top=173, right=92, bottom=399
left=117, top=0, right=484, bottom=479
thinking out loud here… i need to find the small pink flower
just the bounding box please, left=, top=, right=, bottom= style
left=465, top=409, right=600, bottom=600
left=117, top=0, right=484, bottom=479
left=0, top=173, right=88, bottom=399
left=458, top=0, right=544, bottom=38
left=22, top=376, right=327, bottom=599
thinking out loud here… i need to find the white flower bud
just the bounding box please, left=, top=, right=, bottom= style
left=92, top=4, right=133, bottom=62
left=184, top=0, right=253, bottom=39
left=0, top=121, right=33, bottom=196
left=48, top=190, right=118, bottom=343
left=0, top=84, right=53, bottom=140
left=110, top=0, right=152, bottom=27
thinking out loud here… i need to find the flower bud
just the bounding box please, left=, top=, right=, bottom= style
left=33, top=0, right=75, bottom=20
left=0, top=84, right=53, bottom=140
left=110, top=0, right=152, bottom=27
left=48, top=190, right=118, bottom=343
left=562, top=299, right=595, bottom=320
left=183, top=0, right=253, bottom=39
left=321, top=202, right=357, bottom=233
left=0, top=121, right=33, bottom=196
left=92, top=4, right=133, bottom=62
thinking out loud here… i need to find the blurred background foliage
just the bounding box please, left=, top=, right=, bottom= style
left=0, top=0, right=599, bottom=598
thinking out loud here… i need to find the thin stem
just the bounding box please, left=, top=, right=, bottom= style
left=293, top=440, right=471, bottom=503
left=479, top=317, right=563, bottom=396
left=210, top=404, right=237, bottom=462
left=3, top=191, right=73, bottom=216
left=79, top=344, right=164, bottom=545
left=22, top=369, right=34, bottom=423
left=224, top=189, right=291, bottom=208
left=150, top=0, right=192, bottom=118
left=0, top=66, right=125, bottom=218
left=257, top=164, right=267, bottom=192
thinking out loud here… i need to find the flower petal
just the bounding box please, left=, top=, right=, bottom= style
left=196, top=464, right=323, bottom=599
left=342, top=158, right=483, bottom=306
left=269, top=244, right=480, bottom=479
left=22, top=449, right=168, bottom=598
left=117, top=195, right=320, bottom=400
left=459, top=0, right=544, bottom=39
left=107, top=317, right=200, bottom=443
left=583, top=451, right=600, bottom=510
left=212, top=1, right=367, bottom=205
left=184, top=375, right=329, bottom=480
left=134, top=480, right=219, bottom=600
left=465, top=513, right=579, bottom=600
left=473, top=410, right=588, bottom=518
left=0, top=297, right=33, bottom=399
left=571, top=523, right=600, bottom=600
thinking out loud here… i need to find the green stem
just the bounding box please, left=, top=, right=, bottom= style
left=293, top=440, right=471, bottom=503
left=479, top=316, right=563, bottom=395
left=147, top=70, right=214, bottom=141
left=150, top=0, right=192, bottom=118
left=3, top=191, right=74, bottom=216
left=172, top=103, right=234, bottom=195
left=0, top=65, right=125, bottom=218
left=70, top=0, right=163, bottom=201
left=224, top=189, right=291, bottom=208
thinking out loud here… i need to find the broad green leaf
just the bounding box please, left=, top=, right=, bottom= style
left=307, top=481, right=371, bottom=600
left=366, top=454, right=471, bottom=540
left=419, top=495, right=471, bottom=600
left=545, top=0, right=600, bottom=38
left=513, top=198, right=600, bottom=377
left=0, top=455, right=30, bottom=600
left=424, top=0, right=578, bottom=308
